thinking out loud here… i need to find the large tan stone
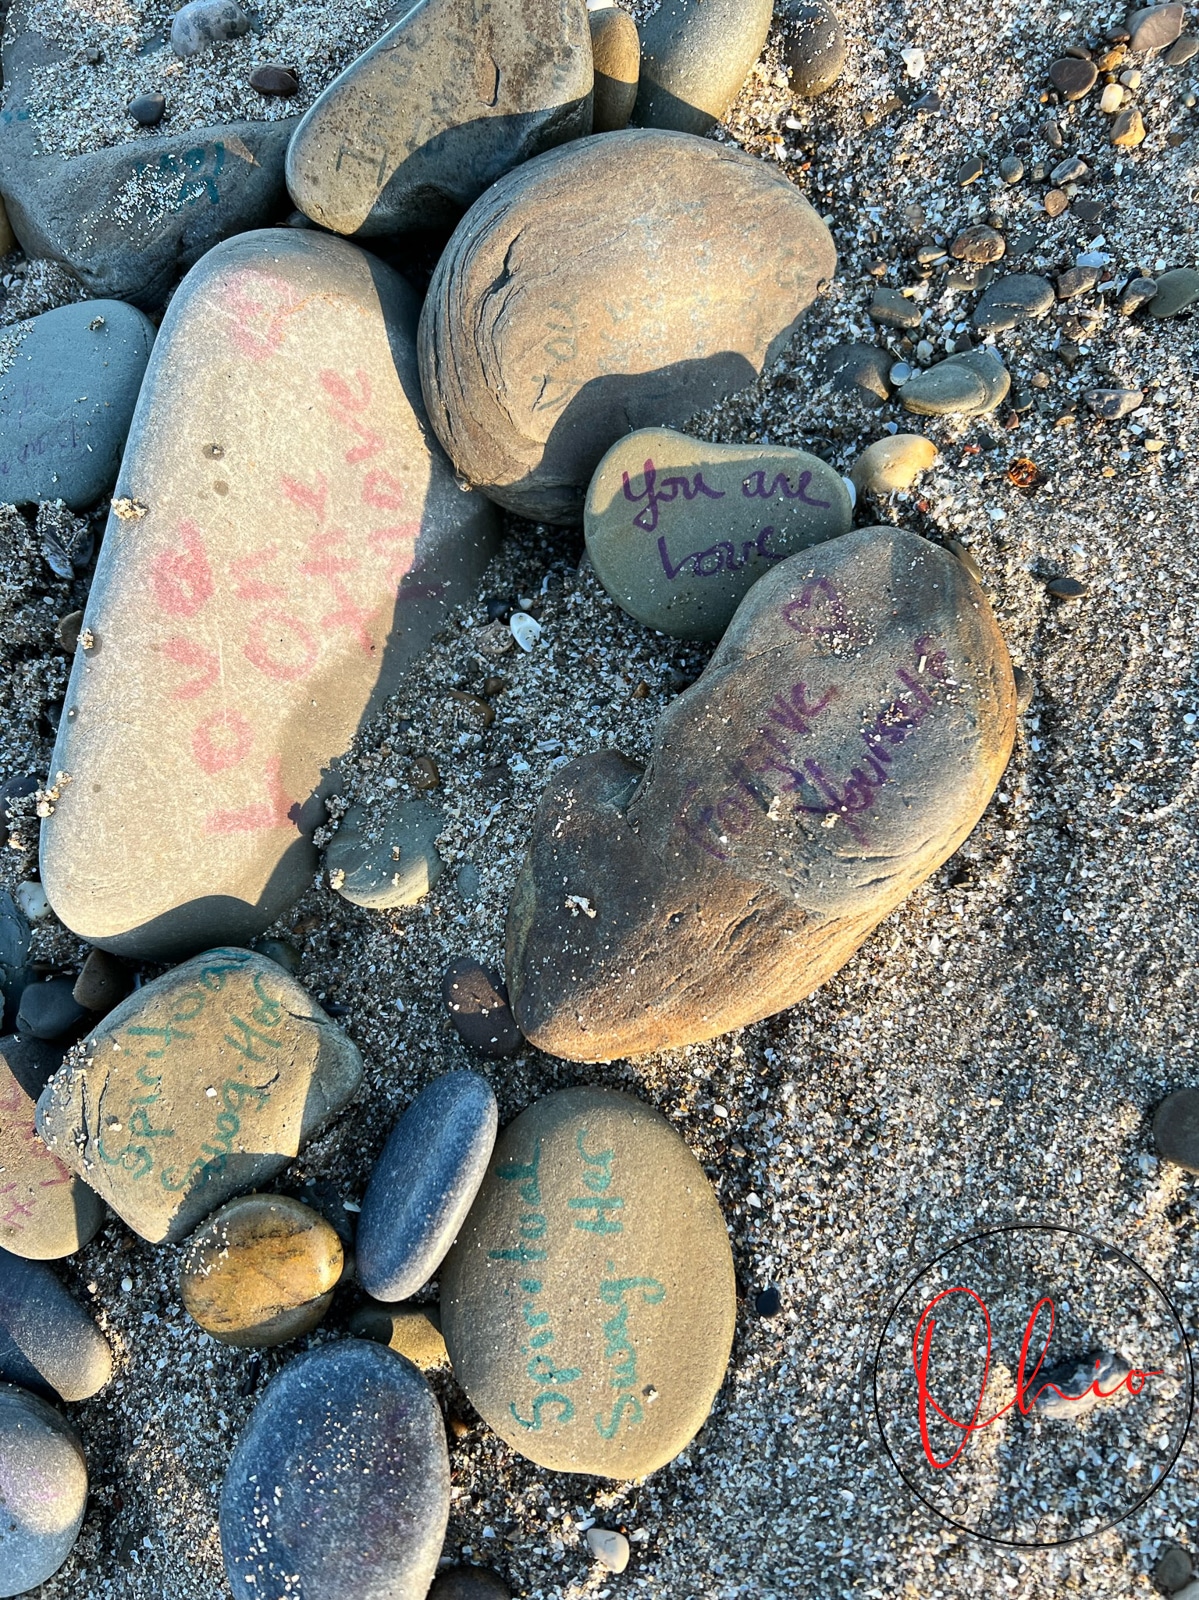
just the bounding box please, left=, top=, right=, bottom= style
left=418, top=129, right=836, bottom=523
left=39, top=229, right=498, bottom=959
left=0, top=1040, right=104, bottom=1261
left=508, top=526, right=1016, bottom=1059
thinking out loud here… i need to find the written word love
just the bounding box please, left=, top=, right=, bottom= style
left=911, top=1287, right=1161, bottom=1470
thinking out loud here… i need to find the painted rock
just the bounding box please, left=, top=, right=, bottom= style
left=507, top=525, right=1016, bottom=1059
left=325, top=797, right=443, bottom=909
left=0, top=300, right=155, bottom=511
left=286, top=0, right=593, bottom=237
left=179, top=1193, right=344, bottom=1345
left=0, top=1248, right=113, bottom=1400
left=35, top=948, right=363, bottom=1244
left=584, top=428, right=852, bottom=641
left=39, top=230, right=498, bottom=959
left=440, top=1086, right=736, bottom=1476
left=633, top=0, right=773, bottom=134
left=358, top=1070, right=498, bottom=1302
left=349, top=1301, right=449, bottom=1370
left=0, top=1385, right=88, bottom=1596
left=220, top=1341, right=450, bottom=1600
left=590, top=5, right=640, bottom=132
left=418, top=129, right=835, bottom=524
left=0, top=1038, right=104, bottom=1260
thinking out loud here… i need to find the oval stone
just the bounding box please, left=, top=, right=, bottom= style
left=585, top=429, right=852, bottom=640
left=0, top=1039, right=104, bottom=1260
left=0, top=1384, right=88, bottom=1596
left=287, top=0, right=592, bottom=236
left=326, top=797, right=443, bottom=909
left=180, top=1193, right=344, bottom=1345
left=632, top=0, right=773, bottom=134
left=0, top=1248, right=113, bottom=1400
left=0, top=300, right=155, bottom=511
left=357, top=1070, right=498, bottom=1302
left=440, top=1086, right=736, bottom=1477
left=36, top=948, right=363, bottom=1244
left=39, top=230, right=498, bottom=959
left=590, top=6, right=640, bottom=133
left=220, top=1340, right=450, bottom=1600
left=849, top=435, right=938, bottom=497
left=506, top=525, right=1016, bottom=1059
left=418, top=129, right=836, bottom=524
left=901, top=349, right=1010, bottom=417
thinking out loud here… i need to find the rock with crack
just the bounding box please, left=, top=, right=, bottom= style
left=287, top=0, right=593, bottom=236
left=35, top=948, right=363, bottom=1244
left=507, top=525, right=1016, bottom=1059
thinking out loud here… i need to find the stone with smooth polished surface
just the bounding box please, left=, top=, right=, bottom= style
left=0, top=1248, right=113, bottom=1399
left=633, top=0, right=773, bottom=133
left=900, top=349, right=1010, bottom=416
left=36, top=948, right=363, bottom=1244
left=418, top=129, right=836, bottom=523
left=590, top=6, right=640, bottom=132
left=849, top=435, right=938, bottom=497
left=39, top=230, right=498, bottom=959
left=0, top=1385, right=88, bottom=1596
left=326, top=797, right=443, bottom=909
left=0, top=1038, right=103, bottom=1260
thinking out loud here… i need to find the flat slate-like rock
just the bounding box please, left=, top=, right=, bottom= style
left=358, top=1070, right=498, bottom=1302
left=39, top=230, right=498, bottom=959
left=0, top=300, right=155, bottom=510
left=1154, top=1089, right=1199, bottom=1171
left=584, top=428, right=852, bottom=640
left=1148, top=267, right=1199, bottom=318
left=0, top=1038, right=103, bottom=1260
left=0, top=2, right=292, bottom=308
left=180, top=1193, right=344, bottom=1345
left=418, top=129, right=836, bottom=523
left=36, top=948, right=363, bottom=1244
left=440, top=1086, right=736, bottom=1476
left=972, top=273, right=1054, bottom=334
left=633, top=0, right=773, bottom=134
left=0, top=1248, right=113, bottom=1399
left=326, top=797, right=443, bottom=909
left=220, top=1340, right=450, bottom=1600
left=287, top=0, right=592, bottom=237
left=507, top=525, right=1016, bottom=1059
left=820, top=343, right=892, bottom=407
left=0, top=1384, right=88, bottom=1596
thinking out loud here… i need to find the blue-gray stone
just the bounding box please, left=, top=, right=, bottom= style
left=633, top=0, right=773, bottom=133
left=16, top=977, right=86, bottom=1042
left=0, top=890, right=31, bottom=1005
left=326, top=798, right=444, bottom=910
left=220, top=1340, right=450, bottom=1600
left=0, top=1384, right=88, bottom=1597
left=170, top=0, right=250, bottom=57
left=358, top=1070, right=498, bottom=1302
left=0, top=300, right=155, bottom=511
left=0, top=1249, right=113, bottom=1400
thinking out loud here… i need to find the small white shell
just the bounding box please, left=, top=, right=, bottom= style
left=510, top=612, right=542, bottom=652
left=16, top=880, right=51, bottom=921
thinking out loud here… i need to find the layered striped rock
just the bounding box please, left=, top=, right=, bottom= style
left=40, top=229, right=498, bottom=959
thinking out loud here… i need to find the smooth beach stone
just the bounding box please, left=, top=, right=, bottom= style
left=442, top=957, right=522, bottom=1056
left=72, top=948, right=133, bottom=1014
left=0, top=300, right=155, bottom=511
left=358, top=1070, right=498, bottom=1302
left=286, top=0, right=592, bottom=237
left=16, top=979, right=86, bottom=1043
left=350, top=1301, right=449, bottom=1370
left=440, top=1086, right=736, bottom=1476
left=820, top=343, right=892, bottom=407
left=0, top=197, right=14, bottom=258
left=0, top=1385, right=88, bottom=1596
left=429, top=1569, right=511, bottom=1600
left=1154, top=1089, right=1199, bottom=1171
left=780, top=2, right=847, bottom=98
left=129, top=92, right=166, bottom=126
left=40, top=231, right=497, bottom=959
left=170, top=0, right=250, bottom=57
left=0, top=1249, right=112, bottom=1400
left=1126, top=3, right=1184, bottom=50
left=590, top=5, right=640, bottom=132
left=900, top=349, right=1010, bottom=417
left=220, top=1341, right=450, bottom=1600
left=506, top=526, right=1015, bottom=1059
left=36, top=948, right=363, bottom=1245
left=1148, top=268, right=1199, bottom=318
left=0, top=892, right=30, bottom=1010
left=180, top=1193, right=344, bottom=1345
left=584, top=429, right=852, bottom=641
left=1049, top=56, right=1098, bottom=98
left=0, top=1039, right=103, bottom=1260
left=418, top=129, right=836, bottom=524
left=849, top=435, right=938, bottom=497
left=868, top=287, right=922, bottom=330
left=326, top=798, right=443, bottom=910
left=633, top=0, right=773, bottom=134
left=972, top=273, right=1055, bottom=333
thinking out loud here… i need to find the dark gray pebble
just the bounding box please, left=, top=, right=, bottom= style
left=16, top=979, right=86, bottom=1042
left=779, top=2, right=846, bottom=98
left=1164, top=33, right=1198, bottom=62
left=249, top=63, right=299, bottom=96
left=755, top=1285, right=782, bottom=1316
left=0, top=1385, right=88, bottom=1592
left=1084, top=387, right=1143, bottom=420
left=429, top=1569, right=512, bottom=1600
left=1056, top=265, right=1100, bottom=299
left=442, top=957, right=523, bottom=1056
left=999, top=154, right=1024, bottom=183
left=0, top=1248, right=113, bottom=1400
left=1119, top=276, right=1158, bottom=314
left=972, top=273, right=1054, bottom=333
left=128, top=92, right=165, bottom=126
left=868, top=286, right=921, bottom=329
left=956, top=155, right=984, bottom=184
left=1013, top=665, right=1034, bottom=714
left=71, top=948, right=132, bottom=1014
left=1046, top=575, right=1086, bottom=600
left=1126, top=3, right=1184, bottom=53
left=1049, top=56, right=1098, bottom=97
left=1154, top=1089, right=1199, bottom=1171
left=821, top=343, right=892, bottom=406
left=1154, top=1543, right=1194, bottom=1593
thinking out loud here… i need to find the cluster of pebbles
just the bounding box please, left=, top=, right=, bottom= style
left=0, top=0, right=1196, bottom=1595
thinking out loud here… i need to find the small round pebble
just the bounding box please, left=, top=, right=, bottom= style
left=587, top=1527, right=631, bottom=1574
left=429, top=1569, right=511, bottom=1600
left=180, top=1195, right=344, bottom=1347
left=1046, top=575, right=1086, bottom=600
left=356, top=1070, right=498, bottom=1303
left=249, top=63, right=299, bottom=96
left=15, top=881, right=50, bottom=922
left=1049, top=56, right=1098, bottom=98
left=16, top=979, right=86, bottom=1043
left=1155, top=1543, right=1195, bottom=1592
left=128, top=91, right=165, bottom=126
left=951, top=225, right=1005, bottom=264
left=1110, top=107, right=1146, bottom=145
left=1100, top=81, right=1125, bottom=111
left=999, top=154, right=1024, bottom=183
left=442, top=957, right=522, bottom=1056
left=755, top=1284, right=782, bottom=1316
left=956, top=155, right=984, bottom=184
left=589, top=5, right=640, bottom=132
left=169, top=0, right=249, bottom=56
left=1153, top=1089, right=1199, bottom=1171
left=849, top=434, right=938, bottom=496
left=868, top=287, right=921, bottom=329
left=1044, top=189, right=1068, bottom=217
left=0, top=1385, right=88, bottom=1596
left=780, top=1, right=846, bottom=98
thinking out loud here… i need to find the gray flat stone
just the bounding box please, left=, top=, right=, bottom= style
left=972, top=274, right=1054, bottom=333
left=39, top=230, right=498, bottom=959
left=633, top=0, right=772, bottom=133
left=821, top=343, right=892, bottom=407
left=1148, top=267, right=1199, bottom=318
left=0, top=300, right=154, bottom=510
left=868, top=287, right=922, bottom=330
left=429, top=1570, right=511, bottom=1600
left=286, top=0, right=592, bottom=236
left=584, top=427, right=851, bottom=640
left=0, top=1385, right=88, bottom=1595
left=36, top=948, right=363, bottom=1244
left=900, top=349, right=1010, bottom=416
left=326, top=798, right=443, bottom=909
left=220, top=1341, right=450, bottom=1600
left=0, top=1248, right=113, bottom=1399
left=418, top=129, right=836, bottom=524
left=1154, top=1088, right=1199, bottom=1171
left=0, top=1038, right=104, bottom=1260
left=1085, top=387, right=1143, bottom=419
left=1126, top=3, right=1184, bottom=50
